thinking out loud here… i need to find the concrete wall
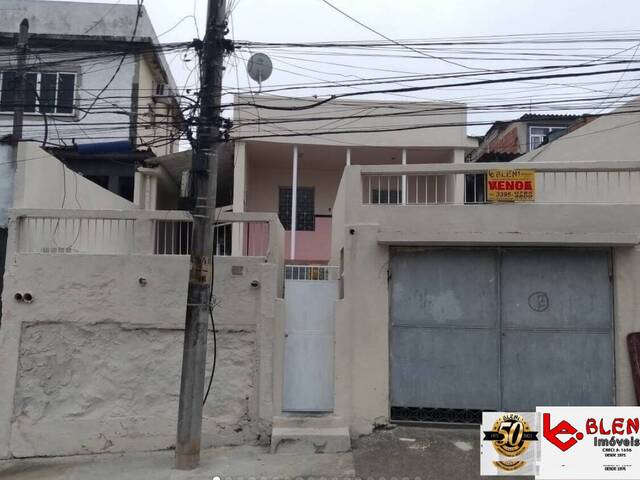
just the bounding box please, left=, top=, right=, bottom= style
left=13, top=143, right=135, bottom=211
left=0, top=1, right=157, bottom=39
left=518, top=100, right=640, bottom=163
left=0, top=51, right=137, bottom=147
left=0, top=144, right=15, bottom=227
left=234, top=94, right=477, bottom=149
left=330, top=165, right=640, bottom=436
left=0, top=250, right=282, bottom=458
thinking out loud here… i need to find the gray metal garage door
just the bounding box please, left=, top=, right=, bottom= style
left=390, top=247, right=613, bottom=418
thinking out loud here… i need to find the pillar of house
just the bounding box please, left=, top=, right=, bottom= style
left=290, top=145, right=299, bottom=260
left=401, top=148, right=407, bottom=204
left=232, top=141, right=246, bottom=256
left=452, top=148, right=466, bottom=204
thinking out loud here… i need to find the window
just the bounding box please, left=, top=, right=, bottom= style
left=0, top=71, right=76, bottom=115
left=278, top=187, right=315, bottom=231
left=465, top=173, right=486, bottom=204
left=118, top=176, right=134, bottom=201
left=529, top=126, right=565, bottom=151
left=371, top=188, right=400, bottom=204
left=85, top=175, right=109, bottom=190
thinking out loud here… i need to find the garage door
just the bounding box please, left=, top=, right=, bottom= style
left=390, top=247, right=613, bottom=421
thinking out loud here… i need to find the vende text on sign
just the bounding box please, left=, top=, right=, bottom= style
left=487, top=169, right=536, bottom=202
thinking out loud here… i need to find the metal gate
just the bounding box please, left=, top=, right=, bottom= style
left=390, top=247, right=613, bottom=421
left=283, top=275, right=338, bottom=412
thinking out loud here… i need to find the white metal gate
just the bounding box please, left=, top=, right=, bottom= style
left=283, top=268, right=338, bottom=412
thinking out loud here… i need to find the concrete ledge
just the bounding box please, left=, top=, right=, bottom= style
left=377, top=229, right=640, bottom=246
left=271, top=426, right=351, bottom=454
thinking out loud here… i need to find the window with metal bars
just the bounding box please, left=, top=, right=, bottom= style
left=278, top=187, right=315, bottom=231
left=0, top=71, right=76, bottom=115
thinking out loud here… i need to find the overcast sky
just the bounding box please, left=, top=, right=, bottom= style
left=56, top=0, right=640, bottom=135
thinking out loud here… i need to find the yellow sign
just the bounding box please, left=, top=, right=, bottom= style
left=487, top=169, right=535, bottom=202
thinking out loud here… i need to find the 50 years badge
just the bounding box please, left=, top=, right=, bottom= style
left=483, top=413, right=539, bottom=472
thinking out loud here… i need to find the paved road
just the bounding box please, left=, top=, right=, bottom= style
left=1, top=426, right=534, bottom=479
left=353, top=425, right=532, bottom=480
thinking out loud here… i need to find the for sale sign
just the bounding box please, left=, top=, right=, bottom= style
left=486, top=169, right=535, bottom=202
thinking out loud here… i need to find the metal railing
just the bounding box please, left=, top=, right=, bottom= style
left=361, top=162, right=640, bottom=205
left=285, top=265, right=340, bottom=281
left=12, top=209, right=285, bottom=262
left=212, top=221, right=271, bottom=257
left=153, top=219, right=192, bottom=255
left=13, top=209, right=192, bottom=256
left=17, top=215, right=137, bottom=255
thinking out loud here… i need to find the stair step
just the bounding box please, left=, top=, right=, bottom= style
left=271, top=426, right=351, bottom=454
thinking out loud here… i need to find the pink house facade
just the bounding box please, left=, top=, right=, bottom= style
left=232, top=94, right=478, bottom=264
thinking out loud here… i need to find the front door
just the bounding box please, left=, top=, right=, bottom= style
left=283, top=277, right=338, bottom=412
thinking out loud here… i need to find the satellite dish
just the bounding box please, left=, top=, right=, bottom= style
left=247, top=53, right=272, bottom=91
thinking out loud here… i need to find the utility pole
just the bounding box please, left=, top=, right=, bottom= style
left=12, top=19, right=29, bottom=143
left=175, top=0, right=228, bottom=471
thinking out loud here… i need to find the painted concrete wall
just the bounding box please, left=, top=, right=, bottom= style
left=0, top=1, right=157, bottom=39
left=234, top=94, right=478, bottom=148
left=330, top=165, right=640, bottom=436
left=0, top=50, right=137, bottom=146
left=0, top=144, right=15, bottom=227
left=517, top=100, right=640, bottom=163
left=0, top=251, right=281, bottom=458
left=246, top=164, right=339, bottom=262
left=13, top=143, right=135, bottom=211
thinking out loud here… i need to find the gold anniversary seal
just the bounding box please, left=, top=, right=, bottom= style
left=483, top=413, right=539, bottom=472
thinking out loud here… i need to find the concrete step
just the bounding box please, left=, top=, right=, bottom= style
left=272, top=415, right=348, bottom=429
left=270, top=425, right=351, bottom=454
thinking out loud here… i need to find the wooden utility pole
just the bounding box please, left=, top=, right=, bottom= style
left=175, top=0, right=228, bottom=471
left=12, top=19, right=29, bottom=143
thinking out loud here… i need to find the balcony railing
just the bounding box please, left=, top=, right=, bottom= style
left=10, top=208, right=286, bottom=268
left=285, top=265, right=340, bottom=281
left=12, top=209, right=192, bottom=256
left=361, top=162, right=640, bottom=205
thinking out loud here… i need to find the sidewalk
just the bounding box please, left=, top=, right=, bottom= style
left=0, top=446, right=355, bottom=480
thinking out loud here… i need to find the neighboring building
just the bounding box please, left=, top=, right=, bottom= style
left=0, top=0, right=181, bottom=329
left=467, top=113, right=595, bottom=163
left=0, top=0, right=183, bottom=205
left=231, top=94, right=478, bottom=264
left=516, top=98, right=640, bottom=163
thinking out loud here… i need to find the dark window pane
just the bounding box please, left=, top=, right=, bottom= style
left=56, top=74, right=75, bottom=114
left=85, top=175, right=109, bottom=190
left=39, top=73, right=57, bottom=113
left=278, top=187, right=315, bottom=231
left=118, top=176, right=134, bottom=201
left=24, top=73, right=37, bottom=113
left=372, top=189, right=399, bottom=203
left=0, top=71, right=16, bottom=112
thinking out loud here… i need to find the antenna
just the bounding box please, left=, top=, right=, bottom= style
left=247, top=52, right=272, bottom=93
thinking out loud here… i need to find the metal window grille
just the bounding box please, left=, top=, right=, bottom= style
left=278, top=187, right=315, bottom=231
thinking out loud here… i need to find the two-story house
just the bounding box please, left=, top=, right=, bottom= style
left=0, top=0, right=182, bottom=205
left=0, top=0, right=181, bottom=325
left=230, top=94, right=479, bottom=264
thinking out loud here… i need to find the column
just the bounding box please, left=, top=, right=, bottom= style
left=290, top=145, right=298, bottom=261
left=452, top=148, right=466, bottom=205
left=401, top=148, right=407, bottom=204
left=232, top=141, right=246, bottom=256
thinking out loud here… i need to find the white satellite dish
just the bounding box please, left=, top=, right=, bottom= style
left=247, top=53, right=272, bottom=91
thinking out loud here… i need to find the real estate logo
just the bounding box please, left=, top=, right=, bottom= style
left=483, top=413, right=539, bottom=472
